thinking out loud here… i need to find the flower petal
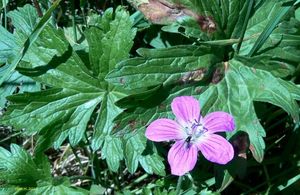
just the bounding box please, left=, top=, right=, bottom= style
left=196, top=134, right=234, bottom=164
left=202, top=111, right=235, bottom=133
left=145, top=119, right=187, bottom=142
left=171, top=96, right=200, bottom=126
left=167, top=140, right=198, bottom=176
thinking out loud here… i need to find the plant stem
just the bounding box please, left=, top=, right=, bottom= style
left=71, top=0, right=77, bottom=43
left=263, top=165, right=271, bottom=187
left=0, top=132, right=22, bottom=143
left=48, top=1, right=56, bottom=26
left=70, top=175, right=95, bottom=181
left=80, top=2, right=88, bottom=27
left=85, top=132, right=101, bottom=184
left=124, top=173, right=149, bottom=190
left=32, top=0, right=43, bottom=17
left=70, top=144, right=85, bottom=174
left=242, top=167, right=294, bottom=194
left=176, top=176, right=184, bottom=195
left=133, top=173, right=149, bottom=184
left=3, top=0, right=7, bottom=29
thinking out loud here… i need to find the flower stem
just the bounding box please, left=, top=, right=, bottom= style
left=175, top=176, right=184, bottom=195
left=71, top=0, right=78, bottom=43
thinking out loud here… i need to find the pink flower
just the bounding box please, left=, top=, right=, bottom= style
left=145, top=96, right=235, bottom=176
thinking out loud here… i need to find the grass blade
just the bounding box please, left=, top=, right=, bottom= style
left=236, top=0, right=254, bottom=54
left=247, top=3, right=291, bottom=57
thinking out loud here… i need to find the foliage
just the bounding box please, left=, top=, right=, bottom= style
left=0, top=144, right=88, bottom=195
left=0, top=0, right=300, bottom=194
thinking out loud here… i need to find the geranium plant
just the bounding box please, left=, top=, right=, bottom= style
left=0, top=0, right=300, bottom=194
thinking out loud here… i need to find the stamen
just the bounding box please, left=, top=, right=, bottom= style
left=189, top=119, right=208, bottom=139
left=191, top=119, right=201, bottom=129
left=203, top=126, right=208, bottom=133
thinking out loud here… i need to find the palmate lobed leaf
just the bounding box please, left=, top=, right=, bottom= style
left=0, top=5, right=136, bottom=172
left=2, top=88, right=103, bottom=146
left=84, top=7, right=137, bottom=170
left=198, top=58, right=300, bottom=162
left=0, top=10, right=105, bottom=146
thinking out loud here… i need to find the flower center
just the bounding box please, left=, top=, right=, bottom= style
left=185, top=119, right=208, bottom=143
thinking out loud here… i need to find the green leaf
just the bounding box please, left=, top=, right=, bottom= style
left=239, top=0, right=299, bottom=58
left=234, top=55, right=295, bottom=78
left=215, top=170, right=234, bottom=192
left=226, top=0, right=249, bottom=39
left=84, top=7, right=136, bottom=78
left=7, top=4, right=39, bottom=37
left=86, top=7, right=137, bottom=154
left=235, top=2, right=300, bottom=78
left=0, top=71, right=39, bottom=109
left=101, top=136, right=124, bottom=172
left=0, top=0, right=62, bottom=85
left=247, top=2, right=292, bottom=57
left=124, top=132, right=147, bottom=173
left=139, top=153, right=166, bottom=176
left=91, top=91, right=126, bottom=149
left=27, top=178, right=88, bottom=195
left=0, top=187, right=17, bottom=195
left=161, top=16, right=210, bottom=40
left=198, top=39, right=240, bottom=46
left=18, top=40, right=100, bottom=92
left=90, top=184, right=106, bottom=195
left=296, top=6, right=300, bottom=20
left=1, top=88, right=103, bottom=146
left=1, top=18, right=105, bottom=147
left=161, top=0, right=252, bottom=42
left=109, top=129, right=166, bottom=175
left=198, top=58, right=300, bottom=162
left=0, top=25, right=18, bottom=64
left=106, top=45, right=222, bottom=90
left=0, top=6, right=136, bottom=173
left=277, top=174, right=300, bottom=191
left=0, top=144, right=88, bottom=194
left=84, top=7, right=137, bottom=153
left=0, top=144, right=50, bottom=187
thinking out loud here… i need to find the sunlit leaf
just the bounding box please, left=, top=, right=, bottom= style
left=0, top=6, right=136, bottom=173
left=106, top=45, right=222, bottom=90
